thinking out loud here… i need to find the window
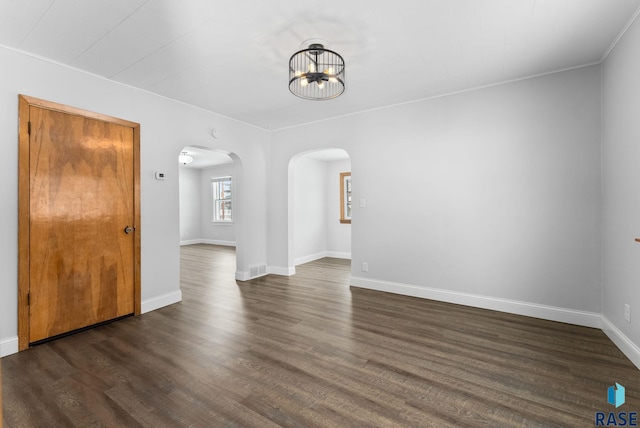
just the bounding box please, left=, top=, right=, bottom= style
left=340, top=172, right=351, bottom=224
left=212, top=176, right=232, bottom=222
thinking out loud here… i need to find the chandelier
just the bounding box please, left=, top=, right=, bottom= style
left=289, top=43, right=345, bottom=100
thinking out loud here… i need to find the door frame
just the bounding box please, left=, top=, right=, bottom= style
left=17, top=94, right=141, bottom=351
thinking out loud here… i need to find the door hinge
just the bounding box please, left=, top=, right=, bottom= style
left=27, top=292, right=31, bottom=306
left=28, top=121, right=31, bottom=135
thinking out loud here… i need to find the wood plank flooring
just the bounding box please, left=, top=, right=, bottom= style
left=3, top=244, right=640, bottom=427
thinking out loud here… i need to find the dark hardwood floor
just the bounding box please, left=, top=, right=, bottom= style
left=3, top=244, right=640, bottom=427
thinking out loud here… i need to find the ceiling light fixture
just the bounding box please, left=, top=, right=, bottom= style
left=179, top=151, right=193, bottom=165
left=289, top=43, right=345, bottom=100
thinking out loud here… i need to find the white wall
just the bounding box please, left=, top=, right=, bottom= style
left=602, top=14, right=640, bottom=365
left=293, top=156, right=328, bottom=264
left=179, top=167, right=201, bottom=243
left=200, top=164, right=237, bottom=245
left=270, top=65, right=602, bottom=326
left=0, top=45, right=269, bottom=356
left=326, top=159, right=351, bottom=258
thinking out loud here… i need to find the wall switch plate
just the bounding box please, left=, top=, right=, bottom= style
left=362, top=262, right=369, bottom=272
left=360, top=198, right=366, bottom=208
left=625, top=304, right=631, bottom=322
left=155, top=172, right=166, bottom=180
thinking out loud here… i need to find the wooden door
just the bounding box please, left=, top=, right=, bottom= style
left=18, top=95, right=141, bottom=349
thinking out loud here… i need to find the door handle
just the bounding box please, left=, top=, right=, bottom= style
left=124, top=226, right=133, bottom=234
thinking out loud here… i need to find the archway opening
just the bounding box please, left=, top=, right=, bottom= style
left=288, top=148, right=352, bottom=270
left=178, top=146, right=244, bottom=277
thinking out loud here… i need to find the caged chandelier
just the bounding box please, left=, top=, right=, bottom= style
left=289, top=43, right=345, bottom=100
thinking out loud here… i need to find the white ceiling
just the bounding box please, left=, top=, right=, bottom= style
left=1, top=0, right=639, bottom=130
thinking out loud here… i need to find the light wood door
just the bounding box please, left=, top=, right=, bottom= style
left=18, top=96, right=141, bottom=347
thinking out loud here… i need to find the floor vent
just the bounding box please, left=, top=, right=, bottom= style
left=249, top=265, right=267, bottom=279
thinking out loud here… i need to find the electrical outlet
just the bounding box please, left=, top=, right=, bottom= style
left=625, top=303, right=631, bottom=323
left=362, top=262, right=369, bottom=272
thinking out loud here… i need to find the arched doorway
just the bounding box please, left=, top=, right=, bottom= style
left=288, top=148, right=351, bottom=269
left=178, top=146, right=245, bottom=277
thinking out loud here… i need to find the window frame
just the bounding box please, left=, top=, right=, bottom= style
left=340, top=172, right=351, bottom=224
left=211, top=176, right=233, bottom=223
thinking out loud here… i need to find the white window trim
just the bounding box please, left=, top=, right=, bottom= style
left=211, top=176, right=233, bottom=223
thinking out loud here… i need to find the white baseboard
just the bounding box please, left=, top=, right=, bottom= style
left=180, top=239, right=202, bottom=246
left=141, top=290, right=183, bottom=314
left=1, top=336, right=19, bottom=357
left=295, top=251, right=352, bottom=266
left=268, top=266, right=296, bottom=276
left=295, top=252, right=327, bottom=266
left=349, top=276, right=602, bottom=329
left=237, top=265, right=294, bottom=281
left=180, top=239, right=236, bottom=247
left=601, top=316, right=640, bottom=370
left=326, top=251, right=351, bottom=259
left=235, top=271, right=249, bottom=281
left=200, top=239, right=236, bottom=247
